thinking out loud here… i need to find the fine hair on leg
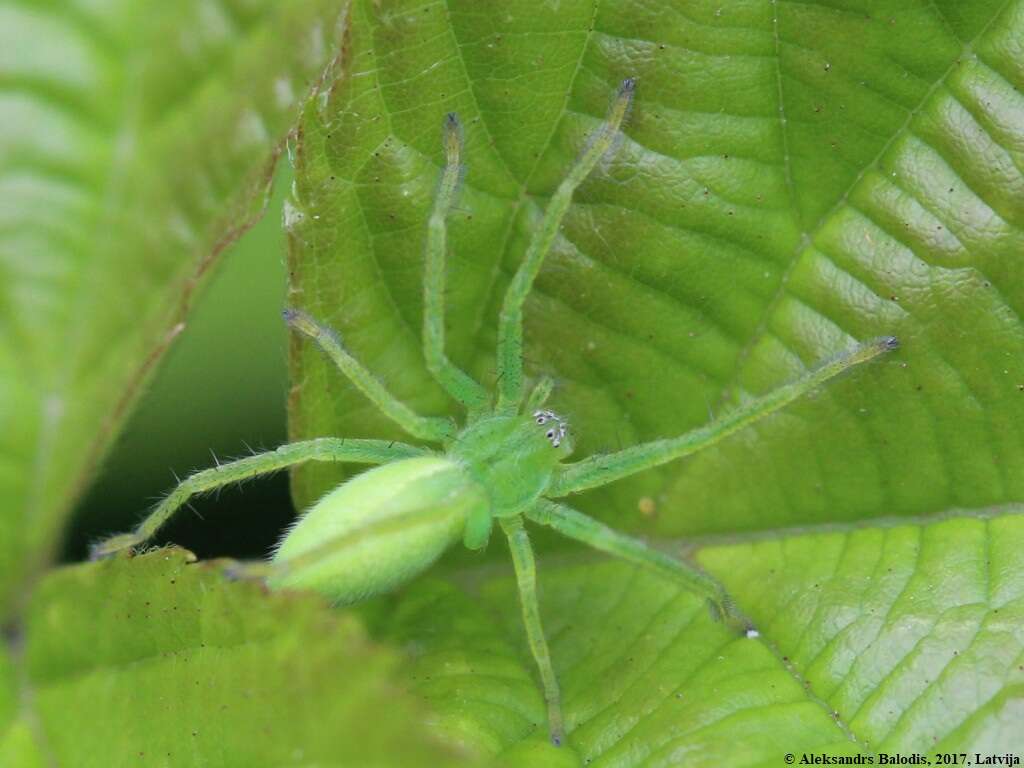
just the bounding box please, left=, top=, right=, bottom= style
left=550, top=336, right=899, bottom=496
left=285, top=308, right=455, bottom=442
left=90, top=438, right=426, bottom=558
left=527, top=376, right=555, bottom=411
left=495, top=78, right=636, bottom=413
left=527, top=499, right=741, bottom=627
left=422, top=113, right=491, bottom=413
left=500, top=516, right=565, bottom=746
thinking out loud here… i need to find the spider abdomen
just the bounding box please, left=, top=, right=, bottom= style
left=270, top=456, right=486, bottom=603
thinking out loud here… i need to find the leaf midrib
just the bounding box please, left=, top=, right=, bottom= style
left=717, top=0, right=1015, bottom=411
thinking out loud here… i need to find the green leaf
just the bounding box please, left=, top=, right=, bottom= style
left=286, top=0, right=1024, bottom=534
left=0, top=641, right=45, bottom=768
left=282, top=0, right=1024, bottom=759
left=699, top=512, right=1024, bottom=753
left=366, top=510, right=1023, bottom=763
left=0, top=548, right=473, bottom=766
left=0, top=0, right=346, bottom=615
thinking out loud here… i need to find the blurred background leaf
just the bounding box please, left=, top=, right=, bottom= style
left=0, top=548, right=474, bottom=766
left=0, top=0, right=346, bottom=616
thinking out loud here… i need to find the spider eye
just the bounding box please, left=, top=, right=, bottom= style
left=535, top=409, right=567, bottom=448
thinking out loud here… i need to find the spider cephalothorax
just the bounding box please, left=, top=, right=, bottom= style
left=94, top=77, right=896, bottom=747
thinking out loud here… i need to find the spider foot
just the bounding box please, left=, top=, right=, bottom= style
left=706, top=593, right=750, bottom=635
left=90, top=533, right=143, bottom=560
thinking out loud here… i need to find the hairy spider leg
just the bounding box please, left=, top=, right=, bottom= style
left=549, top=336, right=899, bottom=497
left=90, top=439, right=426, bottom=558
left=422, top=113, right=491, bottom=414
left=495, top=78, right=636, bottom=413
left=284, top=309, right=456, bottom=442
left=527, top=500, right=738, bottom=626
left=526, top=375, right=555, bottom=411
left=500, top=516, right=565, bottom=746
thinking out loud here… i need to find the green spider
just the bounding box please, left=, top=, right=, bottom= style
left=94, top=78, right=896, bottom=746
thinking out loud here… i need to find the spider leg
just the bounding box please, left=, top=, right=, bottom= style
left=549, top=336, right=899, bottom=497
left=527, top=500, right=739, bottom=627
left=500, top=516, right=565, bottom=746
left=526, top=375, right=555, bottom=411
left=91, top=438, right=426, bottom=558
left=285, top=309, right=456, bottom=442
left=495, top=79, right=635, bottom=413
left=422, top=114, right=490, bottom=413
